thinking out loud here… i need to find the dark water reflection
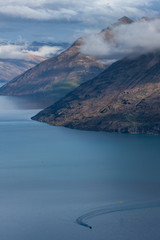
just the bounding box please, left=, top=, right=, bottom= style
left=0, top=92, right=160, bottom=240
left=0, top=95, right=55, bottom=110
left=0, top=81, right=57, bottom=110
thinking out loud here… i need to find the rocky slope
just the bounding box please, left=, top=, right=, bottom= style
left=0, top=55, right=45, bottom=83
left=32, top=52, right=160, bottom=134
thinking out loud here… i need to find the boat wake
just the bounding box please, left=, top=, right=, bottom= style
left=76, top=201, right=160, bottom=229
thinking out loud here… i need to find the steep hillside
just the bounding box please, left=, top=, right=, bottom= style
left=0, top=39, right=106, bottom=98
left=32, top=52, right=160, bottom=135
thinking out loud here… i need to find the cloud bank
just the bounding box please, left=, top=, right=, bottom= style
left=0, top=42, right=63, bottom=59
left=0, top=0, right=158, bottom=23
left=26, top=46, right=63, bottom=58
left=0, top=0, right=160, bottom=43
left=81, top=18, right=160, bottom=61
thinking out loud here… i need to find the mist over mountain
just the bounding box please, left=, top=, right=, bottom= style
left=3, top=16, right=160, bottom=135
left=0, top=40, right=69, bottom=82
left=0, top=17, right=135, bottom=97
left=81, top=17, right=160, bottom=61
left=0, top=40, right=69, bottom=59
left=0, top=39, right=106, bottom=98
left=31, top=16, right=160, bottom=135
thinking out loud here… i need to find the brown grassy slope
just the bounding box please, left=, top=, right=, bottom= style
left=32, top=52, right=160, bottom=134
left=0, top=39, right=106, bottom=98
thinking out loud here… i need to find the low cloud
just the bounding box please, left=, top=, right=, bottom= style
left=0, top=45, right=27, bottom=59
left=0, top=42, right=63, bottom=59
left=81, top=18, right=160, bottom=61
left=25, top=46, right=63, bottom=58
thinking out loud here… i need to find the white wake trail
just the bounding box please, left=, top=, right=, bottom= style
left=76, top=201, right=160, bottom=229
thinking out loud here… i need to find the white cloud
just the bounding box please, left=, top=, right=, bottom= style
left=81, top=18, right=160, bottom=60
left=25, top=46, right=63, bottom=58
left=0, top=0, right=158, bottom=22
left=0, top=43, right=63, bottom=59
left=0, top=6, right=76, bottom=21
left=81, top=34, right=111, bottom=58
left=0, top=45, right=27, bottom=59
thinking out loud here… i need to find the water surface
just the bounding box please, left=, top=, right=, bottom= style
left=0, top=95, right=160, bottom=240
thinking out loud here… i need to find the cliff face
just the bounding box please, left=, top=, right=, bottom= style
left=0, top=39, right=106, bottom=98
left=32, top=52, right=160, bottom=135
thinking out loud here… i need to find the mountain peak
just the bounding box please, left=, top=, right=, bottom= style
left=118, top=16, right=134, bottom=24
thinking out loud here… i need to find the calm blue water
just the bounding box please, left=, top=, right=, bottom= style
left=0, top=94, right=160, bottom=240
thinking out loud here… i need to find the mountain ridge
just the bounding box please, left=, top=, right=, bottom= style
left=0, top=38, right=106, bottom=98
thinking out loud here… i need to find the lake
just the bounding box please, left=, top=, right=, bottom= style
left=0, top=93, right=160, bottom=240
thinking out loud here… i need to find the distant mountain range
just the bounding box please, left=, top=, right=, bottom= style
left=0, top=40, right=69, bottom=52
left=0, top=41, right=69, bottom=83
left=0, top=55, right=45, bottom=83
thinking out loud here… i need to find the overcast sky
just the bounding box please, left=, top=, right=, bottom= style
left=0, top=0, right=160, bottom=43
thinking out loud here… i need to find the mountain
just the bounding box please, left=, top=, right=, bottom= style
left=102, top=16, right=134, bottom=33
left=0, top=17, right=135, bottom=98
left=0, top=39, right=106, bottom=98
left=0, top=55, right=45, bottom=83
left=118, top=16, right=134, bottom=24
left=32, top=52, right=160, bottom=135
